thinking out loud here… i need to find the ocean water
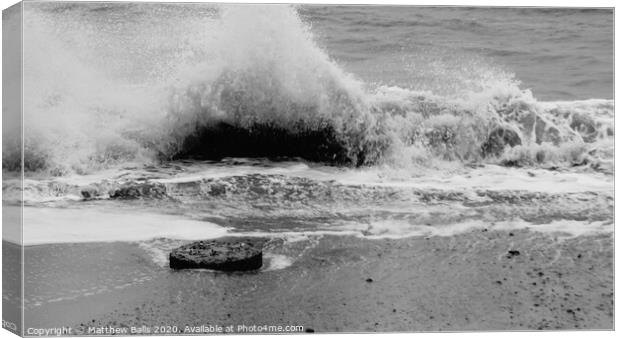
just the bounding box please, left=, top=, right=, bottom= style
left=2, top=4, right=614, bottom=264
left=302, top=6, right=613, bottom=101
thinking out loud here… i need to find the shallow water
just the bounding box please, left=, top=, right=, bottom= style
left=6, top=160, right=613, bottom=249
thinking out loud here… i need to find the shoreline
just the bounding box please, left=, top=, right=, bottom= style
left=20, top=229, right=613, bottom=333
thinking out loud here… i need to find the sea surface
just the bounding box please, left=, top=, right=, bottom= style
left=2, top=3, right=614, bottom=272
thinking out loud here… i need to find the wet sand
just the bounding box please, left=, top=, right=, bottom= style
left=23, top=229, right=613, bottom=334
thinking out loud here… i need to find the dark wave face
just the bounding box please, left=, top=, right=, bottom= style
left=172, top=122, right=358, bottom=165
left=2, top=3, right=613, bottom=176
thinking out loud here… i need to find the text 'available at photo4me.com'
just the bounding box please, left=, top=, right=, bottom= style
left=24, top=324, right=307, bottom=336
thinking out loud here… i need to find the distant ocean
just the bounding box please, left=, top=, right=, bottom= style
left=302, top=6, right=613, bottom=101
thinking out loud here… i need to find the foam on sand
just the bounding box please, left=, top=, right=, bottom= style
left=13, top=205, right=611, bottom=247
left=14, top=206, right=230, bottom=246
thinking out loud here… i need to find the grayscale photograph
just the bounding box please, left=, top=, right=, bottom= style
left=1, top=1, right=614, bottom=335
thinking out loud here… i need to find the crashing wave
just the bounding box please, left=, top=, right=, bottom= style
left=3, top=5, right=613, bottom=175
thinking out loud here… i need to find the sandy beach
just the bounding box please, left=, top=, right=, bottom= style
left=23, top=229, right=613, bottom=333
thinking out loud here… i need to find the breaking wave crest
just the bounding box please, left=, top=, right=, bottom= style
left=4, top=4, right=613, bottom=175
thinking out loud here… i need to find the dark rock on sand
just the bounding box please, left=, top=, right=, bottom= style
left=507, top=250, right=521, bottom=258
left=169, top=239, right=262, bottom=271
left=481, top=126, right=522, bottom=157
left=366, top=278, right=374, bottom=283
